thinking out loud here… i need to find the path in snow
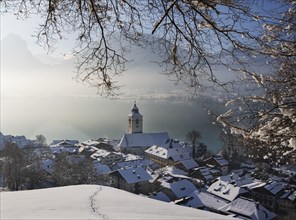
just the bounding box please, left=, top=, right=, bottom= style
left=1, top=185, right=235, bottom=219
left=89, top=186, right=109, bottom=220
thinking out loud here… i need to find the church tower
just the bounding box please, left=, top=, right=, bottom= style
left=128, top=101, right=143, bottom=134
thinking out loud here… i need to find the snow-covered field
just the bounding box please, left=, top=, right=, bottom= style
left=1, top=185, right=235, bottom=219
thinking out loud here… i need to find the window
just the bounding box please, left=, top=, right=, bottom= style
left=136, top=118, right=139, bottom=124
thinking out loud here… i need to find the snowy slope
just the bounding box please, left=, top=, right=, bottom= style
left=1, top=185, right=235, bottom=219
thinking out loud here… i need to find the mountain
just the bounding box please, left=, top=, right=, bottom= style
left=1, top=33, right=45, bottom=72
left=0, top=185, right=234, bottom=219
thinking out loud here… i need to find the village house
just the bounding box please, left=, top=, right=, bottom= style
left=175, top=159, right=199, bottom=173
left=159, top=179, right=197, bottom=201
left=110, top=166, right=152, bottom=194
left=206, top=173, right=261, bottom=203
left=49, top=140, right=79, bottom=154
left=90, top=149, right=123, bottom=166
left=80, top=139, right=116, bottom=152
left=145, top=139, right=192, bottom=167
left=118, top=102, right=170, bottom=155
left=190, top=166, right=216, bottom=184
left=149, top=191, right=172, bottom=202
left=219, top=197, right=276, bottom=220
left=278, top=190, right=296, bottom=215
left=204, top=156, right=229, bottom=175
left=148, top=166, right=193, bottom=195
left=111, top=158, right=156, bottom=171
left=93, top=161, right=112, bottom=177
left=249, top=180, right=286, bottom=212
left=177, top=190, right=228, bottom=215
left=2, top=134, right=36, bottom=149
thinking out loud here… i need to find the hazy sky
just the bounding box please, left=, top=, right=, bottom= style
left=0, top=13, right=225, bottom=151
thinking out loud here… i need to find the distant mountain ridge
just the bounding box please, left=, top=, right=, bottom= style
left=1, top=33, right=45, bottom=72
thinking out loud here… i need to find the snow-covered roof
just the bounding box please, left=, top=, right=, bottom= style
left=220, top=197, right=276, bottom=220
left=116, top=167, right=152, bottom=184
left=286, top=191, right=296, bottom=201
left=158, top=166, right=188, bottom=176
left=93, top=162, right=112, bottom=175
left=90, top=149, right=121, bottom=159
left=49, top=145, right=78, bottom=154
left=122, top=153, right=142, bottom=161
left=81, top=139, right=100, bottom=146
left=161, top=179, right=197, bottom=199
left=208, top=156, right=229, bottom=166
left=280, top=191, right=292, bottom=200
left=207, top=179, right=248, bottom=201
left=2, top=134, right=35, bottom=148
left=112, top=159, right=153, bottom=170
left=263, top=181, right=285, bottom=195
left=145, top=144, right=192, bottom=162
left=119, top=132, right=169, bottom=148
left=80, top=138, right=119, bottom=149
left=177, top=159, right=199, bottom=170
left=250, top=180, right=285, bottom=196
left=150, top=192, right=171, bottom=202
left=183, top=191, right=228, bottom=210
left=219, top=173, right=257, bottom=188
left=193, top=167, right=214, bottom=182
left=51, top=140, right=79, bottom=146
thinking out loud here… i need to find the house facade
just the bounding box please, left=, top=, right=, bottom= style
left=250, top=180, right=285, bottom=212
left=110, top=167, right=152, bottom=194
left=204, top=156, right=229, bottom=175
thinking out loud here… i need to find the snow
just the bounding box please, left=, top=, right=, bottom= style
left=213, top=157, right=229, bottom=166
left=207, top=179, right=247, bottom=201
left=159, top=166, right=188, bottom=176
left=111, top=158, right=154, bottom=170
left=145, top=142, right=192, bottom=162
left=161, top=179, right=197, bottom=199
left=263, top=181, right=285, bottom=195
left=150, top=191, right=172, bottom=202
left=183, top=191, right=228, bottom=210
left=118, top=132, right=169, bottom=148
left=117, top=167, right=152, bottom=184
left=51, top=140, right=79, bottom=146
left=289, top=138, right=296, bottom=149
left=1, top=185, right=235, bottom=219
left=178, top=159, right=199, bottom=170
left=93, top=162, right=111, bottom=175
left=220, top=197, right=276, bottom=220
left=193, top=166, right=214, bottom=182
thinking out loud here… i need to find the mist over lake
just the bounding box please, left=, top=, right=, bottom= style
left=1, top=33, right=227, bottom=153
left=1, top=96, right=224, bottom=153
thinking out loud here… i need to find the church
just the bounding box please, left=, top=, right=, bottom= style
left=118, top=102, right=169, bottom=155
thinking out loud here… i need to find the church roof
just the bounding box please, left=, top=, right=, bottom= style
left=118, top=132, right=169, bottom=148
